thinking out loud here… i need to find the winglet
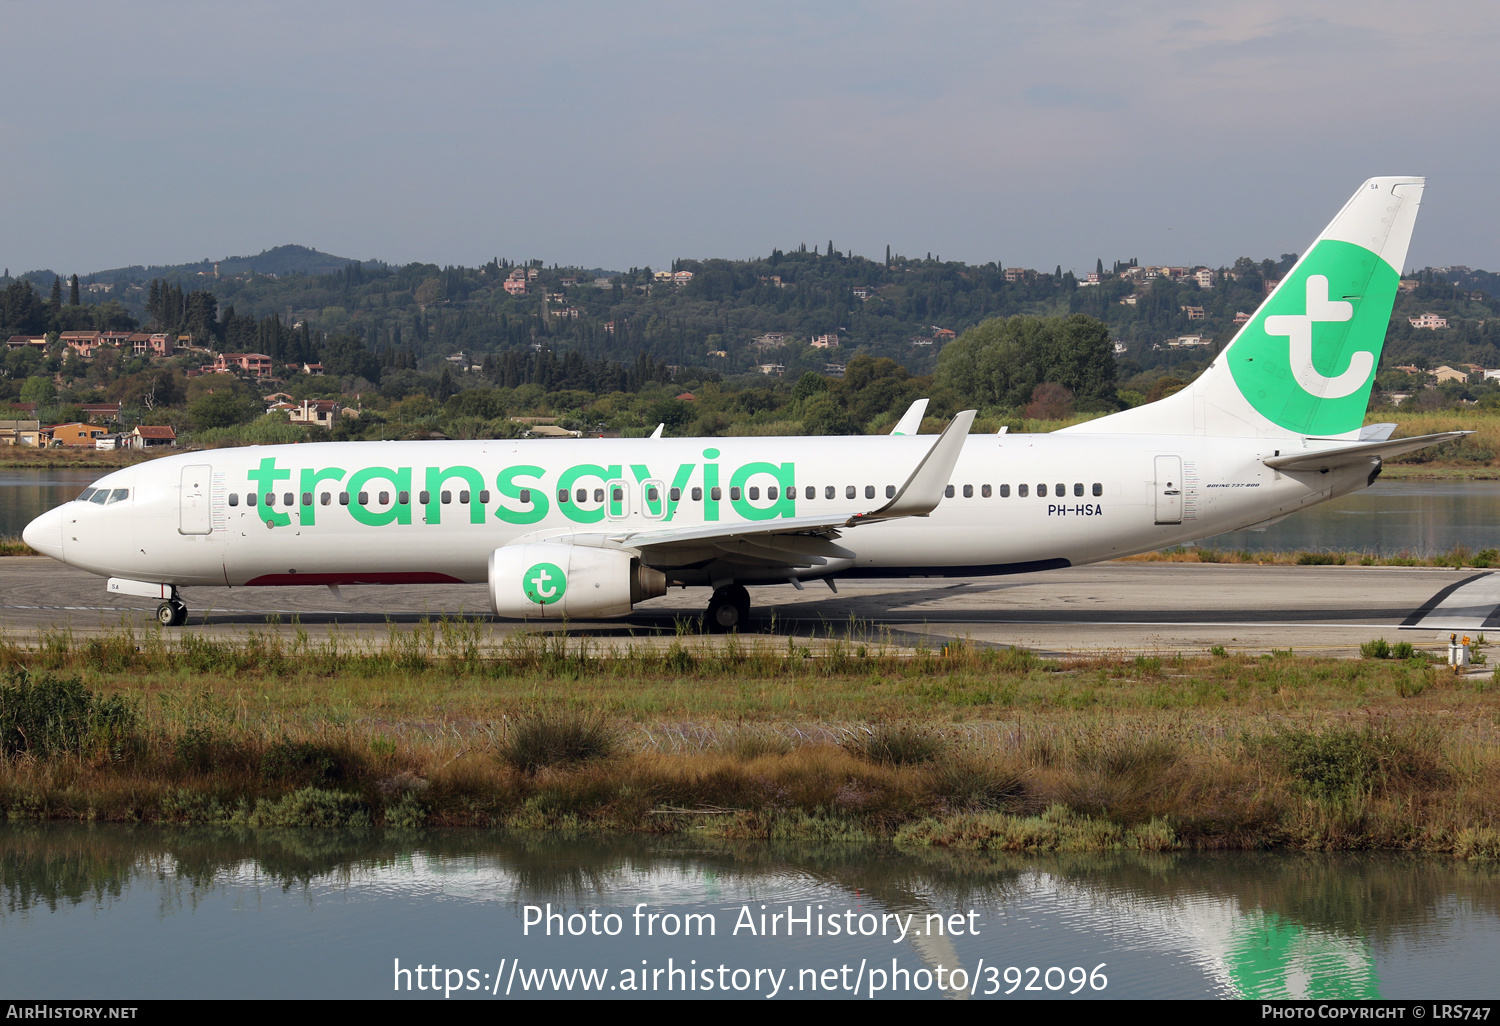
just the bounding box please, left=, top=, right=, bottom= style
left=649, top=423, right=664, bottom=439
left=889, top=398, right=929, bottom=435
left=850, top=409, right=975, bottom=524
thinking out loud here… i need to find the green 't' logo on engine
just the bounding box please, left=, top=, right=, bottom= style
left=1228, top=239, right=1398, bottom=436
left=522, top=562, right=567, bottom=605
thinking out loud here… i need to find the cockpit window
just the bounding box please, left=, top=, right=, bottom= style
left=107, top=488, right=130, bottom=504
left=77, top=488, right=97, bottom=502
left=90, top=489, right=109, bottom=505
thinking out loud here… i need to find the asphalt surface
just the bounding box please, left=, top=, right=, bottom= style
left=1, top=556, right=1492, bottom=657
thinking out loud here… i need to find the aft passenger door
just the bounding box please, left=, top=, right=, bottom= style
left=1154, top=456, right=1183, bottom=525
left=179, top=465, right=213, bottom=535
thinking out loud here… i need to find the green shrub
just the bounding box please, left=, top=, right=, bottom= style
left=500, top=709, right=619, bottom=774
left=261, top=739, right=349, bottom=786
left=844, top=724, right=946, bottom=765
left=1296, top=552, right=1342, bottom=565
left=248, top=787, right=371, bottom=828
left=0, top=671, right=136, bottom=760
left=1391, top=641, right=1416, bottom=660
left=1360, top=639, right=1391, bottom=659
left=1262, top=725, right=1442, bottom=802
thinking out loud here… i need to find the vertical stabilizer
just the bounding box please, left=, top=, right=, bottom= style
left=1067, top=177, right=1423, bottom=439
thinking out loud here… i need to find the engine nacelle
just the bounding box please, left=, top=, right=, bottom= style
left=488, top=542, right=666, bottom=619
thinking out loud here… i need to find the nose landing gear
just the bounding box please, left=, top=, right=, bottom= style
left=705, top=585, right=750, bottom=633
left=156, top=600, right=188, bottom=627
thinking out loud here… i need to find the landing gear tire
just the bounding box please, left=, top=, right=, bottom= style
left=706, top=585, right=750, bottom=633
left=156, top=601, right=187, bottom=627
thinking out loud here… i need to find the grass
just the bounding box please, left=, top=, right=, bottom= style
left=0, top=625, right=1496, bottom=855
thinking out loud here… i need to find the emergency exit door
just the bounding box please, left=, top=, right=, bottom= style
left=1154, top=456, right=1183, bottom=525
left=179, top=465, right=213, bottom=535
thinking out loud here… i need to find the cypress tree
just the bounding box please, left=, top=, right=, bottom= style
left=69, top=274, right=80, bottom=305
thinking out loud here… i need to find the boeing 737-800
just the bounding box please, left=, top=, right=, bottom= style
left=22, top=177, right=1461, bottom=630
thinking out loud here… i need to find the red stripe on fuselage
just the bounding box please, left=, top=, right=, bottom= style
left=244, top=572, right=466, bottom=586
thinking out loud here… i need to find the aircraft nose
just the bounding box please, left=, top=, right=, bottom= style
left=22, top=506, right=64, bottom=560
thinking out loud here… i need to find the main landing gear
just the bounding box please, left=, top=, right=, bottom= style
left=156, top=599, right=188, bottom=627
left=705, top=585, right=750, bottom=633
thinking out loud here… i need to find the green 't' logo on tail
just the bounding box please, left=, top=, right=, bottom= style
left=522, top=562, right=567, bottom=605
left=1228, top=239, right=1399, bottom=436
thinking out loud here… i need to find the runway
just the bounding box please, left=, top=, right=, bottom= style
left=0, top=556, right=1492, bottom=658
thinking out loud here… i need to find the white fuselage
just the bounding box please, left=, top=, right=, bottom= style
left=24, top=432, right=1372, bottom=594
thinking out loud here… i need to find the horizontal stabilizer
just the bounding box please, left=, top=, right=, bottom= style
left=1263, top=431, right=1467, bottom=472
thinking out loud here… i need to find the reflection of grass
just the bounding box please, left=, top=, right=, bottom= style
left=0, top=630, right=1496, bottom=853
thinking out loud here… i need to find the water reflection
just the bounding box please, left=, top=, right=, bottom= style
left=1, top=825, right=1496, bottom=999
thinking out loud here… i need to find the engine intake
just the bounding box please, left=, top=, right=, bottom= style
left=488, top=542, right=666, bottom=619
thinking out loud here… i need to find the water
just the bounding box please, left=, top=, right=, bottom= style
left=1, top=825, right=1496, bottom=1000
left=1, top=469, right=1496, bottom=555
left=1198, top=480, right=1500, bottom=556
left=0, top=469, right=99, bottom=537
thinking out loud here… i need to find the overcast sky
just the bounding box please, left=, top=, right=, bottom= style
left=4, top=1, right=1497, bottom=277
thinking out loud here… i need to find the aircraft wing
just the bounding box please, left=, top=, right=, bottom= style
left=534, top=410, right=975, bottom=567
left=1262, top=431, right=1468, bottom=472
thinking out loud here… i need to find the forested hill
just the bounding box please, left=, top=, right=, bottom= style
left=4, top=245, right=1500, bottom=385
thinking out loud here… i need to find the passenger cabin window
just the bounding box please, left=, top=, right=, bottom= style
left=558, top=489, right=570, bottom=503
left=944, top=485, right=954, bottom=498
left=419, top=491, right=430, bottom=505
left=886, top=485, right=896, bottom=498
left=767, top=486, right=777, bottom=500
left=1074, top=483, right=1083, bottom=497
left=845, top=486, right=856, bottom=499
left=519, top=489, right=531, bottom=504
left=283, top=493, right=293, bottom=507
left=592, top=488, right=604, bottom=503
left=358, top=492, right=369, bottom=505
left=647, top=486, right=660, bottom=503
left=962, top=484, right=973, bottom=498
left=999, top=484, right=1009, bottom=497
left=398, top=491, right=409, bottom=505
left=321, top=493, right=331, bottom=505
left=247, top=493, right=258, bottom=507
left=669, top=487, right=681, bottom=502
left=301, top=492, right=312, bottom=506
left=865, top=485, right=875, bottom=499
left=710, top=487, right=722, bottom=500
left=730, top=487, right=741, bottom=500
left=378, top=491, right=390, bottom=505
left=1056, top=483, right=1065, bottom=497
left=1037, top=484, right=1047, bottom=497
left=806, top=486, right=815, bottom=500
left=338, top=492, right=349, bottom=505
left=1093, top=483, right=1103, bottom=496
left=265, top=493, right=276, bottom=506
left=981, top=484, right=992, bottom=498
left=228, top=493, right=239, bottom=507
left=1018, top=484, right=1028, bottom=497
left=612, top=486, right=624, bottom=502
left=825, top=486, right=835, bottom=499
left=460, top=490, right=471, bottom=504
left=479, top=490, right=490, bottom=504
left=440, top=491, right=451, bottom=504
left=748, top=486, right=759, bottom=500
left=692, top=487, right=703, bottom=501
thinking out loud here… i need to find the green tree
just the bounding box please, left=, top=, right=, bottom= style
left=19, top=376, right=57, bottom=405
left=936, top=314, right=1116, bottom=411
left=69, top=275, right=80, bottom=306
left=189, top=390, right=260, bottom=429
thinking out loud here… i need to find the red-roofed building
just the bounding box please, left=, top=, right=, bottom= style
left=130, top=425, right=177, bottom=449
left=214, top=353, right=274, bottom=376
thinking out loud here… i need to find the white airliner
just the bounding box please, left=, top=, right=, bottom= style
left=23, top=177, right=1460, bottom=630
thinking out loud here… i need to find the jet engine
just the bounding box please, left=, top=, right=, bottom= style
left=488, top=542, right=666, bottom=619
